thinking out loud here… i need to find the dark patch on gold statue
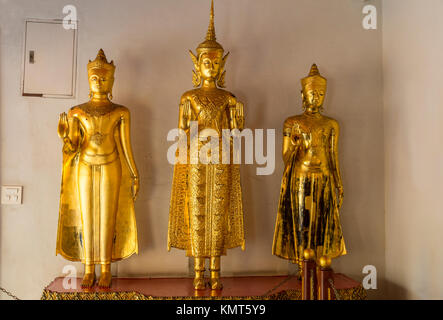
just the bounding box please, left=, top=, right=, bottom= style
left=272, top=64, right=346, bottom=270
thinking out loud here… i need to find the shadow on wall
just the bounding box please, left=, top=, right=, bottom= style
left=224, top=34, right=279, bottom=271
left=384, top=279, right=408, bottom=300
left=118, top=49, right=154, bottom=256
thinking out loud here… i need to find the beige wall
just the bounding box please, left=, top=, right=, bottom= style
left=0, top=0, right=384, bottom=299
left=383, top=0, right=443, bottom=299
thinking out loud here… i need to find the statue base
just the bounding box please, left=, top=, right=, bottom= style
left=41, top=273, right=366, bottom=300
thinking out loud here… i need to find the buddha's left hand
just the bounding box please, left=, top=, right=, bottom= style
left=132, top=177, right=139, bottom=201
left=235, top=102, right=244, bottom=129
left=58, top=112, right=69, bottom=139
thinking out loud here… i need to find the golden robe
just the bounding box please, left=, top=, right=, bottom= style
left=168, top=89, right=245, bottom=257
left=56, top=130, right=138, bottom=263
left=272, top=118, right=346, bottom=262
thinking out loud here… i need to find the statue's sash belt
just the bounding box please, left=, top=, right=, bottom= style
left=80, top=149, right=118, bottom=165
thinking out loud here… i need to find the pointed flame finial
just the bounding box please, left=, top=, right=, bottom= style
left=308, top=63, right=320, bottom=77
left=197, top=0, right=223, bottom=53
left=206, top=0, right=216, bottom=41
left=96, top=48, right=107, bottom=61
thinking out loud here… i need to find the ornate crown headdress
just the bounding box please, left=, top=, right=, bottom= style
left=196, top=0, right=224, bottom=54
left=301, top=63, right=327, bottom=91
left=87, top=49, right=115, bottom=77
left=189, top=0, right=229, bottom=87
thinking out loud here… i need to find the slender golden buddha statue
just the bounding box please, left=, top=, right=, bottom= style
left=56, top=49, right=139, bottom=288
left=272, top=64, right=346, bottom=271
left=168, top=0, right=245, bottom=290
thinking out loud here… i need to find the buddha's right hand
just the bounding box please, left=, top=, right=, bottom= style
left=58, top=112, right=69, bottom=140
left=131, top=177, right=139, bottom=201
left=179, top=100, right=191, bottom=130
left=290, top=124, right=301, bottom=147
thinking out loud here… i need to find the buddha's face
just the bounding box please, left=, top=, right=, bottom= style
left=302, top=87, right=326, bottom=109
left=89, top=69, right=114, bottom=95
left=199, top=51, right=223, bottom=81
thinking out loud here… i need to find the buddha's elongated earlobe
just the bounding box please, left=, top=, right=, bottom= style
left=190, top=50, right=202, bottom=87
left=216, top=52, right=229, bottom=88
left=301, top=91, right=307, bottom=111
left=189, top=50, right=199, bottom=69
left=109, top=88, right=113, bottom=100
left=89, top=90, right=93, bottom=99
left=192, top=72, right=202, bottom=88
left=216, top=71, right=225, bottom=88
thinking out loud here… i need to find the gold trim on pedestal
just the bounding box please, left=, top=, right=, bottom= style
left=41, top=285, right=366, bottom=300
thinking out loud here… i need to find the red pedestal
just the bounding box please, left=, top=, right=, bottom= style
left=41, top=274, right=366, bottom=300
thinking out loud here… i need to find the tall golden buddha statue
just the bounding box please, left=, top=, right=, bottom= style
left=272, top=64, right=346, bottom=271
left=168, top=0, right=245, bottom=290
left=56, top=49, right=139, bottom=288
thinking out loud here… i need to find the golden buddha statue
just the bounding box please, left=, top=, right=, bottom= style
left=56, top=49, right=139, bottom=288
left=272, top=64, right=346, bottom=271
left=168, top=0, right=245, bottom=290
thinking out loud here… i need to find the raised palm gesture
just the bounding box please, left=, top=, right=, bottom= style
left=290, top=123, right=302, bottom=147
left=180, top=100, right=192, bottom=130
left=235, top=102, right=244, bottom=129
left=58, top=112, right=69, bottom=139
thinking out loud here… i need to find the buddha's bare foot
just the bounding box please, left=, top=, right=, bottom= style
left=209, top=257, right=222, bottom=290
left=193, top=277, right=206, bottom=290
left=98, top=272, right=112, bottom=288
left=81, top=272, right=95, bottom=288
left=193, top=258, right=206, bottom=290
left=210, top=277, right=223, bottom=290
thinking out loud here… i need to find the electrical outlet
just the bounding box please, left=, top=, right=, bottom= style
left=1, top=186, right=23, bottom=205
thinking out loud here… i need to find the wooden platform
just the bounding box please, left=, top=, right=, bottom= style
left=41, top=274, right=366, bottom=300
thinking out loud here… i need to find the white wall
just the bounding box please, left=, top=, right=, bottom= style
left=0, top=0, right=384, bottom=299
left=383, top=0, right=443, bottom=299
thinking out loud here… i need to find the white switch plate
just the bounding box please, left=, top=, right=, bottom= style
left=1, top=186, right=23, bottom=205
